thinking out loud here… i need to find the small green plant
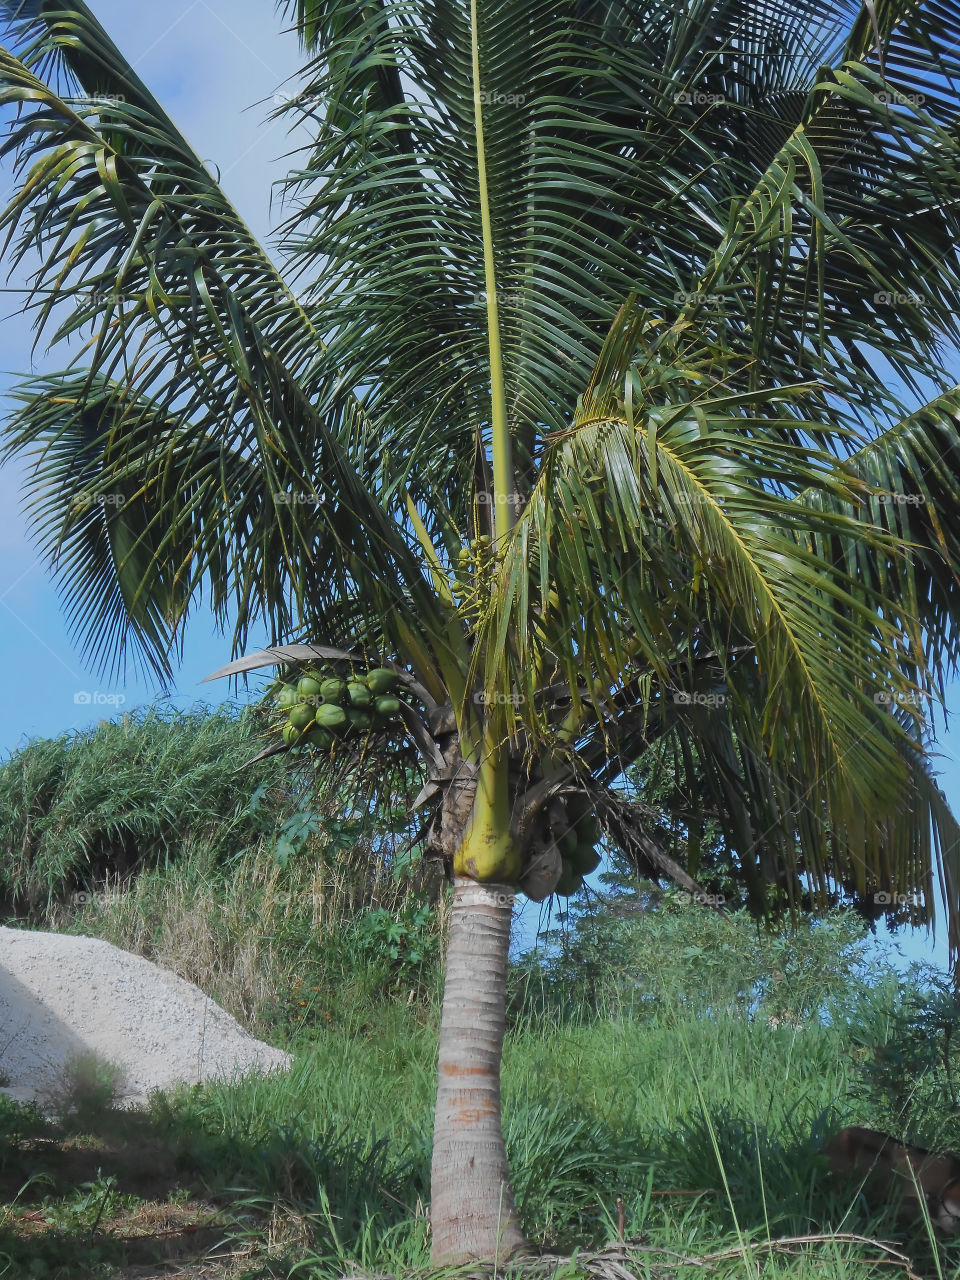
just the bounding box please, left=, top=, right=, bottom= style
left=46, top=1052, right=124, bottom=1129
left=40, top=1170, right=140, bottom=1233
left=0, top=1096, right=47, bottom=1174
left=351, top=900, right=440, bottom=982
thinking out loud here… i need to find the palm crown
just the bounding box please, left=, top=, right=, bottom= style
left=2, top=0, right=960, bottom=939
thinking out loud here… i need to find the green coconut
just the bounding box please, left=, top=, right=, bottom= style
left=315, top=703, right=348, bottom=729
left=346, top=706, right=373, bottom=730
left=276, top=684, right=299, bottom=710
left=373, top=694, right=401, bottom=718
left=319, top=678, right=346, bottom=703
left=554, top=863, right=583, bottom=897
left=281, top=722, right=302, bottom=747
left=565, top=791, right=593, bottom=824
left=298, top=675, right=324, bottom=699
left=306, top=727, right=334, bottom=749
left=558, top=828, right=579, bottom=858
left=366, top=667, right=398, bottom=695
left=570, top=844, right=601, bottom=875
left=288, top=703, right=317, bottom=731
left=346, top=681, right=372, bottom=707
left=573, top=814, right=601, bottom=847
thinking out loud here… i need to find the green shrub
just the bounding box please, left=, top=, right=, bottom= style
left=509, top=896, right=885, bottom=1029
left=45, top=1052, right=124, bottom=1130
left=843, top=962, right=960, bottom=1150
left=0, top=1094, right=47, bottom=1171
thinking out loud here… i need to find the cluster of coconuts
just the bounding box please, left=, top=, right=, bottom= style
left=275, top=665, right=403, bottom=750
left=454, top=536, right=494, bottom=604
left=552, top=792, right=602, bottom=895
left=455, top=534, right=491, bottom=568
left=519, top=791, right=603, bottom=900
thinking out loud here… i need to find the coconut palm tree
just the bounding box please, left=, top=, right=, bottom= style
left=4, top=0, right=960, bottom=1262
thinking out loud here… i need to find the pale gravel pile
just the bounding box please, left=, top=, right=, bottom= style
left=0, top=926, right=290, bottom=1108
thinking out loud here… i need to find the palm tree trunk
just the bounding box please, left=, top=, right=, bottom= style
left=429, top=877, right=530, bottom=1263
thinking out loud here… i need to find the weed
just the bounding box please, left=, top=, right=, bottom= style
left=39, top=1170, right=140, bottom=1233
left=44, top=1052, right=124, bottom=1129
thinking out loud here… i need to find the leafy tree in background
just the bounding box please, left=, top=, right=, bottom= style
left=5, top=0, right=960, bottom=1261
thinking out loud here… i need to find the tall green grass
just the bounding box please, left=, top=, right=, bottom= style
left=1, top=705, right=445, bottom=1035
left=138, top=1004, right=960, bottom=1275
left=37, top=840, right=445, bottom=1038
left=0, top=704, right=289, bottom=909
left=0, top=702, right=431, bottom=919
left=7, top=876, right=960, bottom=1277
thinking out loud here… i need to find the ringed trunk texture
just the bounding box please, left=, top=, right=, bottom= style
left=430, top=877, right=530, bottom=1264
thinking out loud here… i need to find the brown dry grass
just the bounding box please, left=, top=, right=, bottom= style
left=43, top=838, right=446, bottom=1030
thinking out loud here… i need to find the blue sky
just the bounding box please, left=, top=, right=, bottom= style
left=0, top=1, right=957, bottom=971
left=0, top=0, right=303, bottom=735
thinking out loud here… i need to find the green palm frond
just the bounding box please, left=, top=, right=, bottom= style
left=272, top=0, right=960, bottom=530
left=0, top=6, right=464, bottom=682
left=473, top=301, right=946, bottom=897
left=800, top=387, right=960, bottom=687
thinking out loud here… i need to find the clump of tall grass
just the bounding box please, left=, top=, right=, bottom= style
left=0, top=701, right=446, bottom=1034
left=0, top=702, right=292, bottom=911
left=45, top=1050, right=125, bottom=1130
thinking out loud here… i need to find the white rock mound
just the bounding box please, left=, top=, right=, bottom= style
left=0, top=926, right=291, bottom=1108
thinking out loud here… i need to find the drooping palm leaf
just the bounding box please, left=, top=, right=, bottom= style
left=274, top=0, right=960, bottom=530
left=0, top=6, right=468, bottom=688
